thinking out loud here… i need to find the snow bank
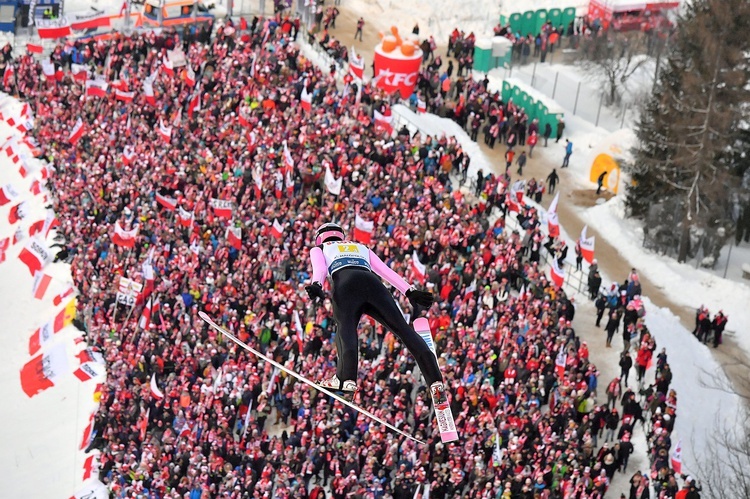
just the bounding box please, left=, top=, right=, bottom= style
left=0, top=93, right=103, bottom=498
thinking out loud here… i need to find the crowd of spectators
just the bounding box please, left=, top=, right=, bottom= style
left=0, top=10, right=687, bottom=499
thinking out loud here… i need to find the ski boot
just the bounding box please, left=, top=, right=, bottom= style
left=319, top=375, right=358, bottom=400
left=430, top=381, right=459, bottom=443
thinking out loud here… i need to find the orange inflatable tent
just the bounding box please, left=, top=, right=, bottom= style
left=589, top=153, right=621, bottom=194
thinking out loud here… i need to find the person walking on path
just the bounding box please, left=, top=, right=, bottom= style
left=544, top=123, right=552, bottom=146
left=547, top=168, right=559, bottom=194
left=562, top=139, right=573, bottom=168
left=516, top=150, right=527, bottom=176
left=556, top=117, right=565, bottom=143
left=355, top=17, right=364, bottom=41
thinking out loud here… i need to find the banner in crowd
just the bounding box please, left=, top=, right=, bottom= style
left=20, top=342, right=68, bottom=397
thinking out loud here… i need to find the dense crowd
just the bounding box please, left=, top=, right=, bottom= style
left=0, top=8, right=689, bottom=499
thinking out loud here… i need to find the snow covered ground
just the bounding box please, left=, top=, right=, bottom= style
left=0, top=95, right=107, bottom=498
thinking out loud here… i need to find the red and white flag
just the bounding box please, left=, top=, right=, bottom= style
left=29, top=210, right=59, bottom=238
left=283, top=141, right=295, bottom=171
left=210, top=198, right=233, bottom=218
left=150, top=373, right=164, bottom=399
left=37, top=23, right=72, bottom=39
left=411, top=250, right=426, bottom=284
left=32, top=271, right=53, bottom=300
left=75, top=348, right=104, bottom=365
left=28, top=303, right=76, bottom=355
left=506, top=193, right=520, bottom=213
left=349, top=47, right=365, bottom=79
left=157, top=119, right=172, bottom=142
left=550, top=258, right=565, bottom=288
left=226, top=226, right=242, bottom=250
left=324, top=165, right=342, bottom=196
left=670, top=440, right=682, bottom=474
left=547, top=192, right=560, bottom=238
left=374, top=107, right=393, bottom=134
left=143, top=81, right=156, bottom=105
left=0, top=236, right=10, bottom=263
left=138, top=295, right=160, bottom=329
left=162, top=56, right=174, bottom=76
left=353, top=214, right=374, bottom=244
left=188, top=91, right=201, bottom=118
left=417, top=99, right=426, bottom=113
left=554, top=350, right=567, bottom=379
left=0, top=183, right=19, bottom=206
left=68, top=118, right=85, bottom=144
left=184, top=65, right=196, bottom=87
left=122, top=147, right=135, bottom=166
left=41, top=60, right=56, bottom=79
left=511, top=179, right=525, bottom=203
left=271, top=219, right=284, bottom=239
left=27, top=43, right=43, bottom=54
left=177, top=207, right=194, bottom=227
left=115, top=89, right=135, bottom=102
left=20, top=343, right=68, bottom=398
left=463, top=279, right=477, bottom=298
left=82, top=454, right=100, bottom=481
left=2, top=63, right=13, bottom=88
left=71, top=63, right=88, bottom=83
left=112, top=222, right=138, bottom=248
left=579, top=225, right=596, bottom=264
left=300, top=86, right=312, bottom=112
left=292, top=309, right=305, bottom=353
left=18, top=237, right=52, bottom=275
left=8, top=202, right=27, bottom=224
left=155, top=192, right=177, bottom=211
left=73, top=362, right=105, bottom=382
left=85, top=79, right=108, bottom=98
left=53, top=286, right=75, bottom=306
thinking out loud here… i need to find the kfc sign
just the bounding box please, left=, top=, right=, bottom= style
left=373, top=48, right=422, bottom=99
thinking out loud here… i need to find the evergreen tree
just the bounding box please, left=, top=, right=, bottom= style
left=626, top=0, right=750, bottom=262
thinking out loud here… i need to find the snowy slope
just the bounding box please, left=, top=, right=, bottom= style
left=0, top=94, right=106, bottom=498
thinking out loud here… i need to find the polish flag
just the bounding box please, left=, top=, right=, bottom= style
left=32, top=272, right=53, bottom=300
left=324, top=165, right=342, bottom=195
left=352, top=214, right=374, bottom=244
left=417, top=99, right=426, bottom=113
left=550, top=258, right=565, bottom=288
left=292, top=309, right=305, bottom=353
left=511, top=179, right=525, bottom=203
left=20, top=343, right=69, bottom=398
left=68, top=118, right=85, bottom=144
left=0, top=183, right=19, bottom=206
left=300, top=86, right=312, bottom=112
left=29, top=209, right=59, bottom=238
left=506, top=193, right=520, bottom=213
left=554, top=350, right=567, bottom=379
left=547, top=192, right=560, bottom=238
left=143, top=81, right=156, bottom=105
left=155, top=192, right=177, bottom=211
left=349, top=47, right=365, bottom=79
left=411, top=250, right=426, bottom=284
left=73, top=362, right=105, bottom=382
left=670, top=440, right=682, bottom=474
left=75, top=348, right=104, bottom=365
left=37, top=24, right=72, bottom=39
left=184, top=65, right=196, bottom=87
left=374, top=108, right=393, bottom=134
left=111, top=222, right=138, bottom=248
left=150, top=373, right=164, bottom=399
left=18, top=237, right=52, bottom=275
left=138, top=295, right=159, bottom=329
left=579, top=225, right=596, bottom=264
left=79, top=413, right=95, bottom=450
left=28, top=299, right=77, bottom=355
left=162, top=56, right=174, bottom=77
left=115, top=89, right=135, bottom=102
left=122, top=147, right=135, bottom=166
left=177, top=207, right=194, bottom=227
left=226, top=226, right=242, bottom=250
left=283, top=141, right=294, bottom=171
left=188, top=92, right=201, bottom=118
left=210, top=198, right=233, bottom=218
left=27, top=43, right=43, bottom=54
left=41, top=60, right=56, bottom=80
left=81, top=454, right=100, bottom=481
left=271, top=219, right=284, bottom=239
left=71, top=64, right=88, bottom=83
left=463, top=279, right=477, bottom=298
left=2, top=64, right=13, bottom=88
left=85, top=79, right=108, bottom=98
left=157, top=119, right=172, bottom=142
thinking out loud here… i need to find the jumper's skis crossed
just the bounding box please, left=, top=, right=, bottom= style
left=198, top=311, right=427, bottom=445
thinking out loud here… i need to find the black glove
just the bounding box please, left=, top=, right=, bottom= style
left=305, top=282, right=326, bottom=301
left=406, top=288, right=434, bottom=309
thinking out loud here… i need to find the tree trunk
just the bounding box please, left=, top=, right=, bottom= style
left=677, top=218, right=691, bottom=263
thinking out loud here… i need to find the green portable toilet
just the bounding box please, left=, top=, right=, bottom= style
left=562, top=7, right=576, bottom=31
left=511, top=86, right=523, bottom=105
left=473, top=38, right=493, bottom=73
left=521, top=10, right=535, bottom=36
left=518, top=90, right=531, bottom=115
left=525, top=94, right=538, bottom=120
left=499, top=14, right=508, bottom=26
left=548, top=8, right=562, bottom=30
left=536, top=101, right=547, bottom=126
left=534, top=9, right=548, bottom=35
left=502, top=80, right=513, bottom=102
left=509, top=13, right=523, bottom=35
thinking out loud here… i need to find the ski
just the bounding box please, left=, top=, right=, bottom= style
left=198, top=311, right=427, bottom=445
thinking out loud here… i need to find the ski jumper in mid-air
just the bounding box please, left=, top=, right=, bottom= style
left=306, top=223, right=457, bottom=441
